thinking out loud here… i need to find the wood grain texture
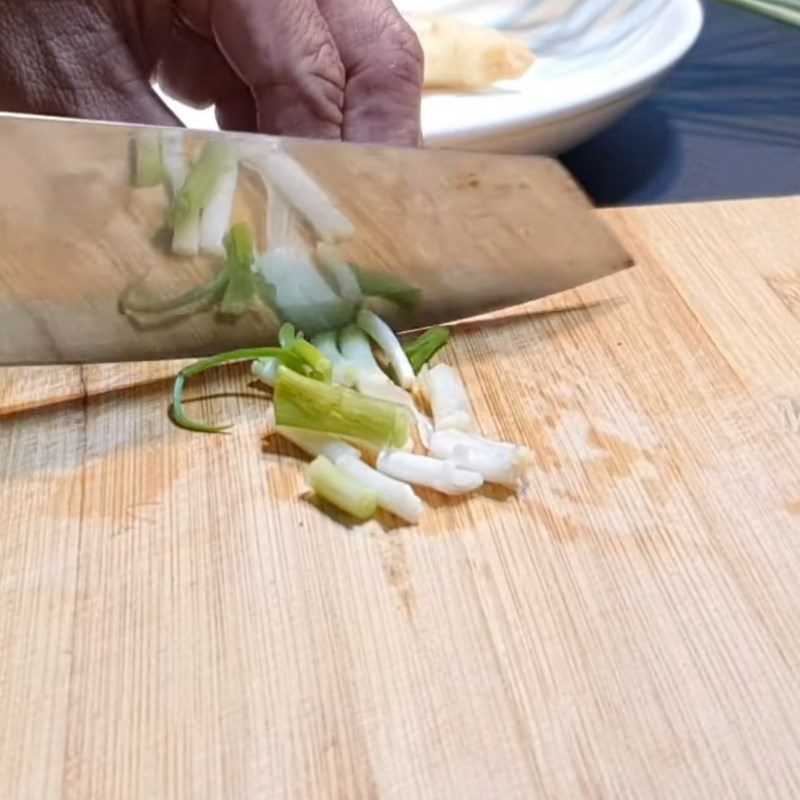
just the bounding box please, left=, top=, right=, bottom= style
left=1, top=197, right=800, bottom=799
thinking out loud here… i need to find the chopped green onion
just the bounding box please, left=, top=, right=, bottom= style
left=339, top=324, right=389, bottom=384
left=403, top=326, right=452, bottom=373
left=219, top=262, right=255, bottom=316
left=171, top=212, right=201, bottom=257
left=252, top=273, right=278, bottom=311
left=252, top=358, right=280, bottom=388
left=171, top=347, right=303, bottom=433
left=226, top=221, right=255, bottom=266
left=119, top=268, right=230, bottom=317
left=317, top=243, right=362, bottom=302
left=171, top=372, right=230, bottom=434
left=290, top=339, right=333, bottom=383
left=219, top=223, right=257, bottom=317
left=130, top=132, right=165, bottom=188
left=160, top=130, right=189, bottom=199
left=357, top=309, right=416, bottom=389
left=200, top=163, right=238, bottom=257
left=274, top=366, right=411, bottom=450
left=305, top=456, right=378, bottom=520
left=246, top=143, right=356, bottom=243
left=279, top=322, right=298, bottom=349
left=311, top=331, right=359, bottom=387
left=352, top=265, right=421, bottom=311
left=167, top=141, right=234, bottom=230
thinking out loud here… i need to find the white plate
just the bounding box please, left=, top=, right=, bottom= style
left=159, top=0, right=703, bottom=155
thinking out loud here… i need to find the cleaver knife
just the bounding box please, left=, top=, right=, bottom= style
left=0, top=113, right=632, bottom=365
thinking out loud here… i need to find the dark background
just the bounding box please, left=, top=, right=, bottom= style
left=561, top=0, right=800, bottom=206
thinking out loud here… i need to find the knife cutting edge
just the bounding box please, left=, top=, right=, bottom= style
left=0, top=113, right=632, bottom=365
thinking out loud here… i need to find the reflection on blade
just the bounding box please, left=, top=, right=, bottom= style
left=0, top=114, right=632, bottom=364
left=123, top=132, right=418, bottom=340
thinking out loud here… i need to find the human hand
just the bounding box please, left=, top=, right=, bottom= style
left=0, top=0, right=423, bottom=146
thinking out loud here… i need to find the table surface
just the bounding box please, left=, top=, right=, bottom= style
left=2, top=196, right=800, bottom=799
left=563, top=0, right=800, bottom=206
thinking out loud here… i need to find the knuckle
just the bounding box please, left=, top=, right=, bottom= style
left=372, top=14, right=424, bottom=88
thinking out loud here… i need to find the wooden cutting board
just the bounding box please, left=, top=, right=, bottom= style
left=1, top=197, right=799, bottom=799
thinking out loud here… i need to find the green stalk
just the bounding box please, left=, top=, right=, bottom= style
left=403, top=326, right=452, bottom=373
left=167, top=141, right=234, bottom=229
left=119, top=268, right=230, bottom=317
left=130, top=132, right=165, bottom=188
left=306, top=456, right=378, bottom=520
left=171, top=372, right=230, bottom=434
left=290, top=339, right=333, bottom=383
left=274, top=367, right=411, bottom=450
left=219, top=223, right=257, bottom=317
left=352, top=265, right=421, bottom=311
left=253, top=273, right=278, bottom=311
left=171, top=347, right=306, bottom=433
left=279, top=322, right=299, bottom=349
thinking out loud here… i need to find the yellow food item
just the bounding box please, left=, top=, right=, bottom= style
left=407, top=14, right=536, bottom=91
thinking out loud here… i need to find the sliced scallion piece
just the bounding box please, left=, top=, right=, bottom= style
left=274, top=366, right=411, bottom=450
left=172, top=347, right=303, bottom=433
left=352, top=265, right=421, bottom=311
left=305, top=456, right=378, bottom=520
left=219, top=223, right=256, bottom=317
left=357, top=309, right=416, bottom=389
left=119, top=268, right=230, bottom=318
left=130, top=131, right=165, bottom=188
left=403, top=326, right=452, bottom=373
left=290, top=339, right=333, bottom=383
left=167, top=141, right=234, bottom=230
left=279, top=323, right=299, bottom=350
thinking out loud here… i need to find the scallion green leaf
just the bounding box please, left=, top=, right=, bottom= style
left=352, top=265, right=421, bottom=312
left=119, top=268, right=230, bottom=318
left=171, top=347, right=304, bottom=433
left=279, top=322, right=298, bottom=350
left=290, top=339, right=333, bottom=383
left=218, top=223, right=257, bottom=317
left=403, top=326, right=452, bottom=373
left=130, top=132, right=165, bottom=188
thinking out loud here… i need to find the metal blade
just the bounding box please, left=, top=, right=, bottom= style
left=0, top=113, right=632, bottom=365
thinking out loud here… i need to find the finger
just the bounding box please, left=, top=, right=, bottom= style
left=216, top=90, right=258, bottom=132
left=210, top=0, right=345, bottom=139
left=156, top=22, right=244, bottom=111
left=317, top=0, right=423, bottom=146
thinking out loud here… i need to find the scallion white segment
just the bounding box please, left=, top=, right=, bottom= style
left=259, top=190, right=353, bottom=334
left=160, top=130, right=189, bottom=198
left=311, top=332, right=358, bottom=388
left=339, top=325, right=389, bottom=386
left=428, top=430, right=535, bottom=491
left=419, top=363, right=473, bottom=432
left=376, top=450, right=484, bottom=495
left=357, top=309, right=416, bottom=390
left=200, top=163, right=238, bottom=257
left=278, top=426, right=360, bottom=464
left=171, top=212, right=200, bottom=257
left=306, top=456, right=378, bottom=520
left=245, top=143, right=355, bottom=243
left=252, top=357, right=280, bottom=388
left=337, top=457, right=424, bottom=523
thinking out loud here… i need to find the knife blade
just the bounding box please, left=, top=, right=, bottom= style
left=0, top=113, right=632, bottom=365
